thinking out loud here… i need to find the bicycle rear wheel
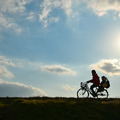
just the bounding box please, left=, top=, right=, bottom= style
left=77, top=88, right=89, bottom=98
left=97, top=89, right=108, bottom=98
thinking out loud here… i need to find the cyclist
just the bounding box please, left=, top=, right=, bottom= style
left=87, top=70, right=100, bottom=97
left=98, top=76, right=109, bottom=92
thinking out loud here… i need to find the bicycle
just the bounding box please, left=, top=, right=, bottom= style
left=77, top=82, right=109, bottom=98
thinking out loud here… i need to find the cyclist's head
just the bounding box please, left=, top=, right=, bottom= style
left=101, top=76, right=106, bottom=80
left=91, top=70, right=96, bottom=75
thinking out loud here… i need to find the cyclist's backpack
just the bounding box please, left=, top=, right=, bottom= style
left=106, top=79, right=110, bottom=88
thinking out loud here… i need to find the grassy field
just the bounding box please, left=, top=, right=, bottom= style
left=0, top=97, right=120, bottom=120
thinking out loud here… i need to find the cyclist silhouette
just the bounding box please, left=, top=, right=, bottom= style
left=87, top=70, right=100, bottom=97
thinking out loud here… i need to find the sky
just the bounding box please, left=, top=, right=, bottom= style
left=0, top=0, right=120, bottom=98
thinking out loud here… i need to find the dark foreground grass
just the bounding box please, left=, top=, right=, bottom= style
left=0, top=97, right=120, bottom=120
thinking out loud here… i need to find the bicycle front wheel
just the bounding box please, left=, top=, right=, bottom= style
left=97, top=89, right=108, bottom=98
left=77, top=88, right=89, bottom=98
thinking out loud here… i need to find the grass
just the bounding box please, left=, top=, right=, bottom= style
left=0, top=97, right=120, bottom=120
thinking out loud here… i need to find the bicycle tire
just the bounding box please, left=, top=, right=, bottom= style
left=77, top=88, right=89, bottom=98
left=97, top=89, right=108, bottom=98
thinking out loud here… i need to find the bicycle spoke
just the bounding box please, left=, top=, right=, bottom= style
left=82, top=90, right=86, bottom=95
left=97, top=89, right=108, bottom=98
left=77, top=88, right=89, bottom=98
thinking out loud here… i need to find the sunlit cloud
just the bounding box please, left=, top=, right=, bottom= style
left=41, top=65, right=77, bottom=76
left=0, top=80, right=47, bottom=97
left=0, top=0, right=32, bottom=33
left=1, top=0, right=120, bottom=31
left=0, top=65, right=14, bottom=79
left=39, top=0, right=72, bottom=27
left=0, top=56, right=16, bottom=67
left=0, top=56, right=47, bottom=97
left=0, top=0, right=32, bottom=14
left=26, top=11, right=36, bottom=22
left=0, top=56, right=24, bottom=79
left=0, top=56, right=17, bottom=79
left=90, top=59, right=120, bottom=76
left=86, top=0, right=120, bottom=16
left=62, top=84, right=75, bottom=91
left=0, top=13, right=22, bottom=33
left=39, top=0, right=120, bottom=27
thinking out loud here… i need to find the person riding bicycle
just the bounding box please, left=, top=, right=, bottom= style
left=87, top=70, right=100, bottom=97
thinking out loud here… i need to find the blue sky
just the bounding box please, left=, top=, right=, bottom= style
left=0, top=0, right=120, bottom=97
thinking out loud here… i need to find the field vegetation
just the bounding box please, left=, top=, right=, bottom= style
left=0, top=97, right=120, bottom=120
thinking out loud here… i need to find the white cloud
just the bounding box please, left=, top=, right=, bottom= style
left=41, top=65, right=77, bottom=76
left=0, top=56, right=43, bottom=79
left=90, top=59, right=120, bottom=76
left=86, top=0, right=120, bottom=16
left=39, top=0, right=120, bottom=27
left=1, top=0, right=120, bottom=31
left=0, top=56, right=17, bottom=79
left=0, top=56, right=47, bottom=97
left=0, top=0, right=32, bottom=14
left=0, top=56, right=16, bottom=67
left=0, top=13, right=22, bottom=33
left=26, top=11, right=36, bottom=21
left=0, top=56, right=25, bottom=79
left=62, top=84, right=75, bottom=91
left=61, top=0, right=72, bottom=16
left=0, top=0, right=32, bottom=33
left=0, top=65, right=14, bottom=79
left=0, top=80, right=47, bottom=97
left=39, top=0, right=72, bottom=27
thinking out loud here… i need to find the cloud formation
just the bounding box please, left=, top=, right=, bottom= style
left=0, top=80, right=47, bottom=97
left=0, top=0, right=32, bottom=13
left=39, top=0, right=120, bottom=27
left=41, top=65, right=77, bottom=76
left=62, top=84, right=75, bottom=91
left=39, top=0, right=72, bottom=27
left=0, top=0, right=32, bottom=33
left=0, top=56, right=16, bottom=67
left=0, top=56, right=47, bottom=97
left=86, top=0, right=120, bottom=16
left=0, top=13, right=22, bottom=33
left=1, top=0, right=120, bottom=30
left=0, top=56, right=16, bottom=79
left=0, top=56, right=43, bottom=79
left=90, top=59, right=120, bottom=76
left=26, top=11, right=36, bottom=21
left=0, top=65, right=14, bottom=79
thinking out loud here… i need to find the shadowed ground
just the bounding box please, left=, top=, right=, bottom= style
left=0, top=97, right=120, bottom=120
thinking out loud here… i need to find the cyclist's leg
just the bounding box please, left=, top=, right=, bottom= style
left=90, top=84, right=97, bottom=96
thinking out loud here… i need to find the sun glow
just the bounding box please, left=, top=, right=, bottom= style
left=115, top=34, right=120, bottom=49
left=110, top=31, right=120, bottom=51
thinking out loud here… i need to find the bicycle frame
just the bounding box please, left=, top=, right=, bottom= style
left=78, top=82, right=109, bottom=98
left=81, top=82, right=93, bottom=95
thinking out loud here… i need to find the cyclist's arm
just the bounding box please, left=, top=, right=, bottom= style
left=87, top=79, right=93, bottom=83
